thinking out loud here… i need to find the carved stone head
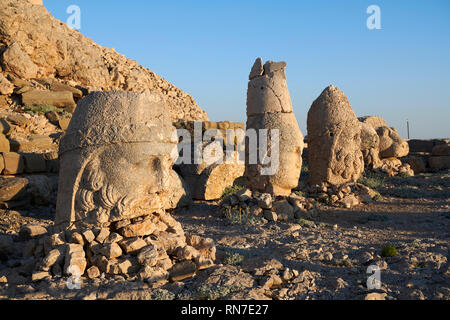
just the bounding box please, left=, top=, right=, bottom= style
left=377, top=126, right=409, bottom=158
left=55, top=91, right=179, bottom=231
left=307, top=85, right=364, bottom=186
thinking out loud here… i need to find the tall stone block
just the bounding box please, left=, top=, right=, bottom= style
left=245, top=58, right=304, bottom=196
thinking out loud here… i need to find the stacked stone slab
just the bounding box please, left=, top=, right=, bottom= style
left=245, top=58, right=304, bottom=196
left=307, top=85, right=364, bottom=186
left=405, top=139, right=450, bottom=172
left=174, top=120, right=245, bottom=200
left=47, top=91, right=214, bottom=282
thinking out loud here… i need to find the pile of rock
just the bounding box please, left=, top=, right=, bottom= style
left=220, top=188, right=315, bottom=222
left=404, top=139, right=450, bottom=173
left=220, top=182, right=379, bottom=220
left=174, top=121, right=245, bottom=201
left=25, top=214, right=216, bottom=284
left=359, top=116, right=413, bottom=176
left=0, top=0, right=208, bottom=123
left=305, top=182, right=379, bottom=208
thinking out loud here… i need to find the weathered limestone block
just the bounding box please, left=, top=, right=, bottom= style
left=245, top=58, right=304, bottom=196
left=9, top=134, right=55, bottom=153
left=22, top=90, right=76, bottom=107
left=408, top=139, right=449, bottom=153
left=376, top=126, right=409, bottom=158
left=1, top=43, right=38, bottom=79
left=64, top=244, right=87, bottom=276
left=0, top=176, right=28, bottom=202
left=247, top=60, right=292, bottom=116
left=429, top=156, right=450, bottom=170
left=2, top=152, right=24, bottom=175
left=23, top=153, right=47, bottom=173
left=0, top=74, right=14, bottom=95
left=359, top=122, right=382, bottom=169
left=55, top=91, right=183, bottom=231
left=432, top=143, right=450, bottom=156
left=35, top=79, right=83, bottom=98
left=0, top=133, right=10, bottom=153
left=404, top=155, right=426, bottom=174
left=307, top=85, right=364, bottom=186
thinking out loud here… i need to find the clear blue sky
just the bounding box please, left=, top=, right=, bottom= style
left=44, top=0, right=450, bottom=139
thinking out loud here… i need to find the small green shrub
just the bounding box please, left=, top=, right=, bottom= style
left=296, top=218, right=316, bottom=228
left=293, top=190, right=307, bottom=198
left=372, top=192, right=384, bottom=202
left=221, top=185, right=245, bottom=200
left=381, top=245, right=398, bottom=257
left=335, top=258, right=357, bottom=267
left=151, top=289, right=175, bottom=300
left=24, top=104, right=61, bottom=115
left=223, top=206, right=266, bottom=225
left=224, top=250, right=244, bottom=266
left=413, top=262, right=426, bottom=269
left=358, top=170, right=385, bottom=189
left=398, top=172, right=412, bottom=178
left=193, top=284, right=243, bottom=300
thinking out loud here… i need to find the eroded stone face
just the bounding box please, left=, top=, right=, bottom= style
left=245, top=58, right=304, bottom=196
left=55, top=91, right=183, bottom=231
left=360, top=122, right=382, bottom=169
left=307, top=85, right=364, bottom=186
left=73, top=143, right=174, bottom=226
left=377, top=126, right=409, bottom=158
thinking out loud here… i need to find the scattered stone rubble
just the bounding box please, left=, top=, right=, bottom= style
left=220, top=181, right=380, bottom=221
left=0, top=0, right=207, bottom=122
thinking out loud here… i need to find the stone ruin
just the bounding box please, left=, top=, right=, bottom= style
left=28, top=91, right=215, bottom=283
left=359, top=116, right=413, bottom=176
left=174, top=120, right=245, bottom=201
left=405, top=139, right=450, bottom=173
left=245, top=58, right=304, bottom=196
left=307, top=85, right=364, bottom=186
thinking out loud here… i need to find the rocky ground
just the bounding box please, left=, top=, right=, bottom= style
left=0, top=170, right=448, bottom=300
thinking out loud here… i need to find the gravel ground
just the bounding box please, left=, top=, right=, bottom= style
left=0, top=171, right=449, bottom=300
